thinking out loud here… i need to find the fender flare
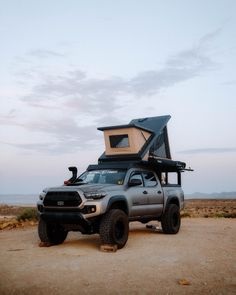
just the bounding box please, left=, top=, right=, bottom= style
left=107, top=195, right=129, bottom=215
left=164, top=196, right=180, bottom=211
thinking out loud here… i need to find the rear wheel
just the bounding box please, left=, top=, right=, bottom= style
left=99, top=209, right=129, bottom=249
left=38, top=218, right=68, bottom=245
left=161, top=204, right=181, bottom=234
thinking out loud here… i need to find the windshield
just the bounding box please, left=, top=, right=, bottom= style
left=76, top=169, right=127, bottom=185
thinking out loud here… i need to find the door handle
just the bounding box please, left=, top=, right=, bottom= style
left=157, top=191, right=162, bottom=194
left=143, top=190, right=148, bottom=194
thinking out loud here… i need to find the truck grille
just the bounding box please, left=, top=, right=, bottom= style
left=43, top=191, right=82, bottom=207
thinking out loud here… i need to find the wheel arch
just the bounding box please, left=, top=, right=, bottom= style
left=165, top=196, right=180, bottom=210
left=107, top=196, right=129, bottom=215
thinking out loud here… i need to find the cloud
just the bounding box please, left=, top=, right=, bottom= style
left=0, top=119, right=102, bottom=154
left=0, top=109, right=17, bottom=120
left=28, top=49, right=65, bottom=58
left=178, top=147, right=236, bottom=154
left=1, top=138, right=100, bottom=155
left=198, top=27, right=222, bottom=46
left=24, top=102, right=61, bottom=110
left=26, top=118, right=98, bottom=142
left=1, top=141, right=63, bottom=154
left=129, top=40, right=217, bottom=97
left=21, top=70, right=127, bottom=118
left=21, top=30, right=218, bottom=108
left=222, top=79, right=236, bottom=86
left=3, top=30, right=220, bottom=154
left=20, top=38, right=217, bottom=119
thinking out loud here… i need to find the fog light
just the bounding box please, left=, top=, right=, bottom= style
left=82, top=205, right=96, bottom=214
left=37, top=204, right=43, bottom=212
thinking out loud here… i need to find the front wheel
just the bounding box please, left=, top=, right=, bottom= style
left=38, top=218, right=68, bottom=245
left=99, top=209, right=129, bottom=249
left=161, top=204, right=181, bottom=234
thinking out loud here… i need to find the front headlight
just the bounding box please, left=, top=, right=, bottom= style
left=84, top=191, right=107, bottom=199
left=39, top=191, right=46, bottom=201
left=39, top=194, right=44, bottom=201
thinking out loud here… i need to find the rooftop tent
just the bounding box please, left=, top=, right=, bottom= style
left=130, top=116, right=171, bottom=159
left=97, top=115, right=171, bottom=162
left=101, top=127, right=151, bottom=156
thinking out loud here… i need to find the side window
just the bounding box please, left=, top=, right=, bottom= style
left=162, top=172, right=180, bottom=186
left=109, top=134, right=129, bottom=148
left=142, top=171, right=157, bottom=187
left=129, top=172, right=143, bottom=187
left=167, top=173, right=178, bottom=185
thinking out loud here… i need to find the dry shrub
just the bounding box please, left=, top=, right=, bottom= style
left=16, top=208, right=38, bottom=221
left=214, top=212, right=236, bottom=218
left=181, top=212, right=191, bottom=218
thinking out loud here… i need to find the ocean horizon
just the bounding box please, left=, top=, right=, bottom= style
left=0, top=194, right=38, bottom=206
left=0, top=192, right=235, bottom=206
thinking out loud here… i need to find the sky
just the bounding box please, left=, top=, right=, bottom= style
left=0, top=0, right=236, bottom=194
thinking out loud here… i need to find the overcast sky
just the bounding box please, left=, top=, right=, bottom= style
left=0, top=0, right=236, bottom=194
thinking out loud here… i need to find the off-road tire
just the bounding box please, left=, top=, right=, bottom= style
left=161, top=204, right=180, bottom=234
left=99, top=209, right=129, bottom=249
left=38, top=218, right=68, bottom=245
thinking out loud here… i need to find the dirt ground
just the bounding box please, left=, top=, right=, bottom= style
left=0, top=219, right=235, bottom=295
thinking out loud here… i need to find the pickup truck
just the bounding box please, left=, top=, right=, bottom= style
left=37, top=161, right=184, bottom=249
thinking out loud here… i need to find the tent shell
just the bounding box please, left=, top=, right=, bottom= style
left=98, top=115, right=171, bottom=163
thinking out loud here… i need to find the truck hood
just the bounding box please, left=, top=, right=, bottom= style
left=45, top=183, right=122, bottom=194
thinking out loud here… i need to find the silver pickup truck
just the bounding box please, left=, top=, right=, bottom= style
left=37, top=115, right=191, bottom=249
left=37, top=162, right=184, bottom=249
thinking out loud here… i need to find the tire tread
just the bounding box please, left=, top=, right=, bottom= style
left=161, top=204, right=180, bottom=234
left=99, top=209, right=129, bottom=249
left=38, top=218, right=68, bottom=245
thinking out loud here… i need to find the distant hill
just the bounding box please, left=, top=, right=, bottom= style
left=185, top=192, right=236, bottom=199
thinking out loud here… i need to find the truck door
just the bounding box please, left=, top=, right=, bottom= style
left=126, top=171, right=149, bottom=217
left=141, top=171, right=164, bottom=215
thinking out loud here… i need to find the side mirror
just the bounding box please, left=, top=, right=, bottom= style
left=128, top=178, right=142, bottom=186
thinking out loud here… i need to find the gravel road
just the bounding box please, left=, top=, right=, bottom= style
left=0, top=218, right=235, bottom=295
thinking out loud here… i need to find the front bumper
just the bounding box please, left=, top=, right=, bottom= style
left=39, top=211, right=93, bottom=233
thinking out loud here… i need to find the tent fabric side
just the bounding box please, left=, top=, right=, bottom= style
left=149, top=127, right=171, bottom=159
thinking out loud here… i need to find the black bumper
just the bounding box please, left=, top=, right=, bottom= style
left=39, top=212, right=92, bottom=232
